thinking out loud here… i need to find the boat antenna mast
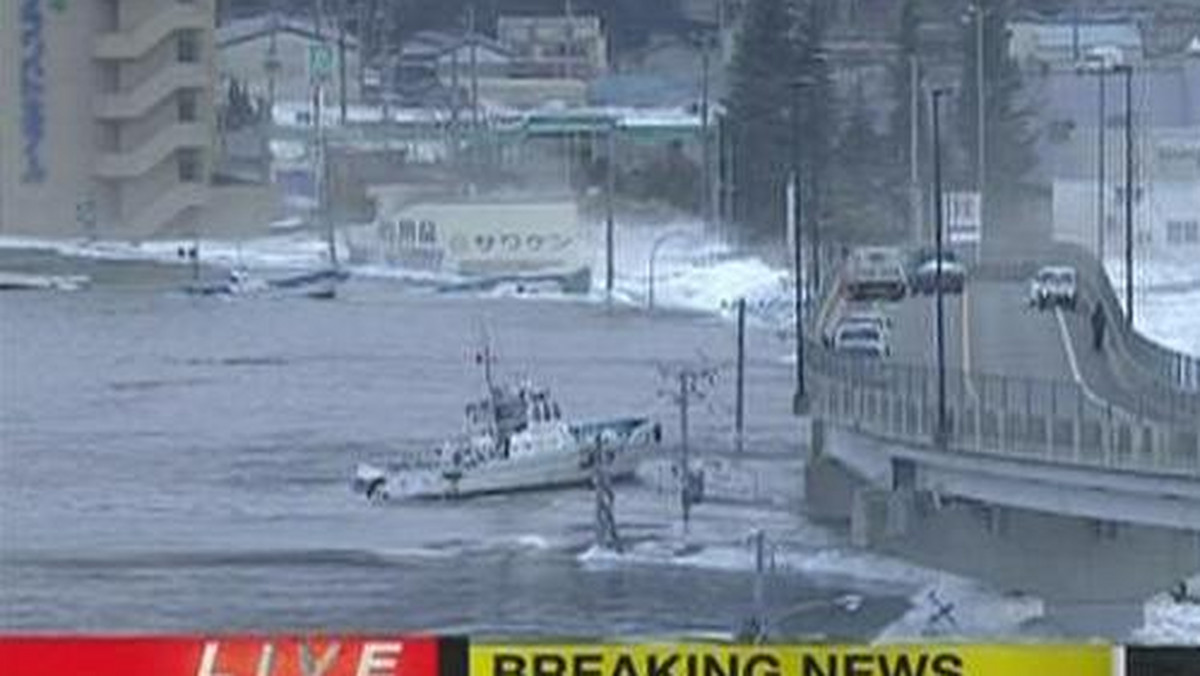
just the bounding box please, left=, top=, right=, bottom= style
left=473, top=321, right=498, bottom=392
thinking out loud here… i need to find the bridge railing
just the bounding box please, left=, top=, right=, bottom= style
left=808, top=341, right=1200, bottom=479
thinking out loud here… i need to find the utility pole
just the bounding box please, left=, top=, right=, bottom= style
left=909, top=55, right=922, bottom=241
left=605, top=121, right=616, bottom=303
left=379, top=0, right=391, bottom=122
left=338, top=0, right=348, bottom=125
left=749, top=529, right=768, bottom=642
left=1119, top=63, right=1135, bottom=326
left=265, top=4, right=281, bottom=117
left=1098, top=69, right=1107, bottom=261
left=700, top=35, right=713, bottom=231
left=679, top=371, right=690, bottom=532
left=735, top=298, right=746, bottom=454
left=789, top=80, right=809, bottom=415
left=313, top=0, right=325, bottom=130
left=931, top=87, right=950, bottom=447
left=592, top=435, right=622, bottom=552
left=975, top=2, right=986, bottom=225
left=467, top=3, right=479, bottom=190
left=657, top=364, right=716, bottom=537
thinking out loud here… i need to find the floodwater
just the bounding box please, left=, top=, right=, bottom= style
left=0, top=250, right=908, bottom=636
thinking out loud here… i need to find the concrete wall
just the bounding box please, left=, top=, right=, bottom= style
left=200, top=183, right=281, bottom=238
left=805, top=448, right=1200, bottom=637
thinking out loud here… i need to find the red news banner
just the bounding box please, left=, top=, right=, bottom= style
left=0, top=636, right=448, bottom=676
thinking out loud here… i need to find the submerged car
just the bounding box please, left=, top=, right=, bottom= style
left=1029, top=265, right=1078, bottom=310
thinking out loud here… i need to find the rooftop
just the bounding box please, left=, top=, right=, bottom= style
left=217, top=14, right=361, bottom=50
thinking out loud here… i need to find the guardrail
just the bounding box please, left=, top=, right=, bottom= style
left=807, top=340, right=1200, bottom=479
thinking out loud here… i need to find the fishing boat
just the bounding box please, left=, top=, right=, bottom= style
left=352, top=344, right=662, bottom=501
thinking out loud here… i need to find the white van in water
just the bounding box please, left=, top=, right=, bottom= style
left=845, top=247, right=907, bottom=301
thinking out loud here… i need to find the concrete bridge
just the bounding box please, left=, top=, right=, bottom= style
left=802, top=241, right=1200, bottom=636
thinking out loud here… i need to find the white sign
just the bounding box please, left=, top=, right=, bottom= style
left=943, top=191, right=981, bottom=244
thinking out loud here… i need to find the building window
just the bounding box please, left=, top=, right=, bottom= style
left=178, top=31, right=199, bottom=63
left=177, top=90, right=197, bottom=122
left=102, top=0, right=119, bottom=32
left=178, top=149, right=201, bottom=182
left=1167, top=220, right=1199, bottom=244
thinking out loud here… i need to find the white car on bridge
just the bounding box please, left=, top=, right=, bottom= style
left=833, top=321, right=891, bottom=358
left=1029, top=265, right=1078, bottom=310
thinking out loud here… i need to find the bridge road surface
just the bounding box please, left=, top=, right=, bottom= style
left=874, top=277, right=1190, bottom=425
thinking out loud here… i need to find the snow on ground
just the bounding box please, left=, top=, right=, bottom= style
left=1105, top=255, right=1200, bottom=356
left=1134, top=575, right=1200, bottom=645
left=580, top=534, right=1045, bottom=641
left=1133, top=288, right=1200, bottom=356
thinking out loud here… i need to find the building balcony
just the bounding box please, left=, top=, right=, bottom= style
left=94, top=4, right=209, bottom=61
left=94, top=123, right=208, bottom=179
left=126, top=183, right=209, bottom=238
left=94, top=64, right=208, bottom=120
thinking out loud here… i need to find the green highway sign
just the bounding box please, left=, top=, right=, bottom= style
left=308, top=43, right=334, bottom=83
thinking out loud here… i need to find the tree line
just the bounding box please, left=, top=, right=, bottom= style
left=725, top=0, right=1037, bottom=249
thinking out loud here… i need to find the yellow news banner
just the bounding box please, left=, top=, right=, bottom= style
left=470, top=644, right=1113, bottom=676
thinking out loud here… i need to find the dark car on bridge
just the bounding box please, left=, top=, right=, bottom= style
left=907, top=249, right=966, bottom=295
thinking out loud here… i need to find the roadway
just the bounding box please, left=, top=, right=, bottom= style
left=842, top=274, right=1194, bottom=426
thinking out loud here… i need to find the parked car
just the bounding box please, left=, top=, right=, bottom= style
left=1029, top=265, right=1078, bottom=310
left=844, top=247, right=907, bottom=301
left=908, top=255, right=967, bottom=295
left=833, top=322, right=890, bottom=358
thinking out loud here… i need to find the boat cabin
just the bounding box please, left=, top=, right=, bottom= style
left=464, top=384, right=563, bottom=440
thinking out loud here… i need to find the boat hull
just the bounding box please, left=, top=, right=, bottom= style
left=354, top=420, right=659, bottom=501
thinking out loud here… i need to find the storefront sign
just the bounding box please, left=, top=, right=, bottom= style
left=20, top=0, right=47, bottom=183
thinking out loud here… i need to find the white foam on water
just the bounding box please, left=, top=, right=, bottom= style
left=1135, top=573, right=1200, bottom=645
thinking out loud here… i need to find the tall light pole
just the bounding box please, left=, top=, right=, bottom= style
left=931, top=87, right=950, bottom=448
left=1116, top=63, right=1135, bottom=326
left=1079, top=53, right=1112, bottom=262
left=805, top=50, right=829, bottom=300
left=790, top=79, right=812, bottom=415
left=909, top=54, right=922, bottom=241
left=1097, top=69, right=1107, bottom=261
left=699, top=32, right=714, bottom=231
left=975, top=3, right=985, bottom=219
left=605, top=118, right=617, bottom=303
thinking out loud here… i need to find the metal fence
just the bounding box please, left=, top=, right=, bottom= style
left=808, top=341, right=1200, bottom=480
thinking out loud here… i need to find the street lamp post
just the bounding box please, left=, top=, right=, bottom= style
left=698, top=33, right=715, bottom=231
left=789, top=79, right=812, bottom=415
left=605, top=119, right=617, bottom=304
left=1098, top=69, right=1107, bottom=261
left=931, top=87, right=951, bottom=448
left=1079, top=53, right=1113, bottom=263
left=1117, top=63, right=1134, bottom=326
left=975, top=3, right=985, bottom=218
left=962, top=3, right=988, bottom=230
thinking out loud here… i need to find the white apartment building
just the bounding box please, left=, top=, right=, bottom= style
left=0, top=0, right=217, bottom=239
